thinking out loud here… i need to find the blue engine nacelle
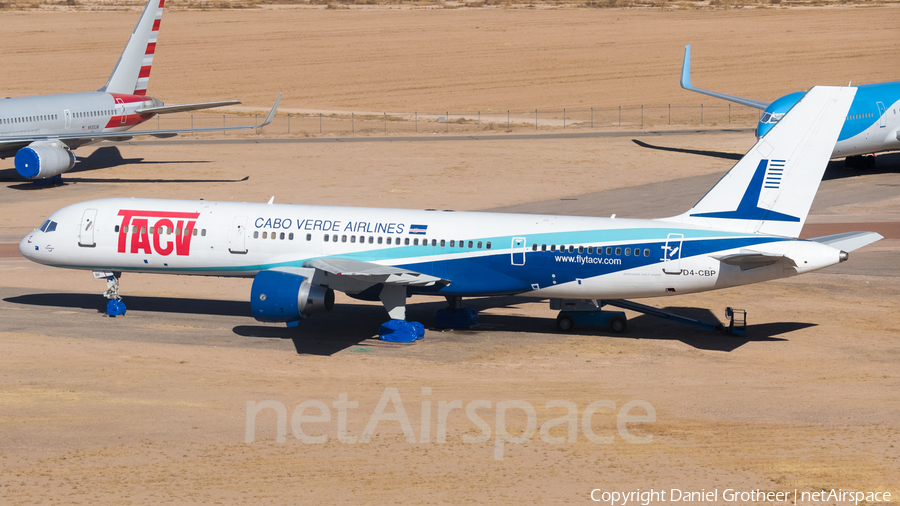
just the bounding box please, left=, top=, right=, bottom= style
left=250, top=270, right=335, bottom=323
left=757, top=91, right=806, bottom=138
left=15, top=141, right=77, bottom=179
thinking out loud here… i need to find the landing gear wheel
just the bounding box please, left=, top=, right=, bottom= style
left=609, top=316, right=627, bottom=333
left=556, top=315, right=575, bottom=332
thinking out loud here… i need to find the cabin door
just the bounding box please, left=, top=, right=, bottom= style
left=877, top=102, right=886, bottom=128
left=662, top=233, right=683, bottom=274
left=511, top=237, right=526, bottom=266
left=78, top=209, right=97, bottom=247
left=228, top=216, right=248, bottom=254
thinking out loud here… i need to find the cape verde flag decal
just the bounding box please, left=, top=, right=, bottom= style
left=409, top=224, right=428, bottom=235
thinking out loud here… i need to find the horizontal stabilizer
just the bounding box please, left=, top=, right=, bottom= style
left=134, top=100, right=241, bottom=115
left=304, top=257, right=450, bottom=287
left=681, top=45, right=770, bottom=110
left=809, top=231, right=883, bottom=252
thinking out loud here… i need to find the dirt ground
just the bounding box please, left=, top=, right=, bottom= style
left=0, top=4, right=899, bottom=506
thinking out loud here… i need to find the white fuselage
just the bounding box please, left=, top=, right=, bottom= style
left=20, top=198, right=846, bottom=301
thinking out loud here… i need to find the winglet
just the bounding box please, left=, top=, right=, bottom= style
left=257, top=93, right=282, bottom=129
left=680, top=44, right=693, bottom=90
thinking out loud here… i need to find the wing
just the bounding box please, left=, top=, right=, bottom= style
left=303, top=257, right=451, bottom=287
left=680, top=45, right=771, bottom=111
left=134, top=100, right=241, bottom=115
left=0, top=94, right=280, bottom=157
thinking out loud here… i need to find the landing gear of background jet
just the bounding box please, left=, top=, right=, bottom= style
left=844, top=155, right=876, bottom=170
left=31, top=175, right=63, bottom=186
left=433, top=296, right=479, bottom=329
left=99, top=272, right=126, bottom=316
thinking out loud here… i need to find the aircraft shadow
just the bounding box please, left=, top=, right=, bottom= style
left=4, top=292, right=248, bottom=317
left=5, top=292, right=812, bottom=355
left=631, top=139, right=743, bottom=161
left=632, top=139, right=900, bottom=179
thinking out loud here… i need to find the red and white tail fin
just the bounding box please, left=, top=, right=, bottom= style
left=99, top=0, right=164, bottom=95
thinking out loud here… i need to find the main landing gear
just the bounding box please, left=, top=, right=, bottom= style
left=95, top=271, right=125, bottom=316
left=434, top=296, right=479, bottom=330
left=844, top=155, right=876, bottom=170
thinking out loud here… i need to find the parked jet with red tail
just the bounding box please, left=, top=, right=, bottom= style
left=0, top=0, right=280, bottom=182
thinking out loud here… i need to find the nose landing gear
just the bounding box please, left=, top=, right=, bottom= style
left=94, top=271, right=125, bottom=316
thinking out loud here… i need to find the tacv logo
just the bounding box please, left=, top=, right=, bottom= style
left=690, top=159, right=799, bottom=222
left=117, top=210, right=201, bottom=256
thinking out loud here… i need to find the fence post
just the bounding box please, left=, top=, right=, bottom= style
left=191, top=114, right=193, bottom=131
left=507, top=110, right=510, bottom=130
left=701, top=104, right=703, bottom=125
left=641, top=105, right=643, bottom=128
left=288, top=113, right=291, bottom=134
left=535, top=109, right=537, bottom=130
left=446, top=111, right=449, bottom=133
left=563, top=108, right=566, bottom=129
left=618, top=106, right=621, bottom=127
left=668, top=104, right=671, bottom=125
left=223, top=114, right=226, bottom=128
left=591, top=107, right=593, bottom=128
left=352, top=112, right=354, bottom=133
left=384, top=112, right=386, bottom=133
left=478, top=111, right=480, bottom=130
left=319, top=113, right=322, bottom=134
left=415, top=111, right=417, bottom=133
left=728, top=103, right=731, bottom=124
left=158, top=115, right=160, bottom=129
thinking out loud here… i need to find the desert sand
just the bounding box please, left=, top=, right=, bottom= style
left=0, top=4, right=898, bottom=505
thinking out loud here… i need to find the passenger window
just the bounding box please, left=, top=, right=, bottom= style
left=262, top=231, right=267, bottom=239
left=615, top=247, right=622, bottom=255
left=279, top=232, right=284, bottom=240
left=643, top=248, right=650, bottom=257
left=541, top=245, right=546, bottom=252
left=477, top=241, right=482, bottom=249
left=486, top=242, right=491, bottom=249
left=606, top=247, right=612, bottom=255
left=468, top=241, right=473, bottom=248
left=551, top=245, right=556, bottom=252
left=625, top=247, right=631, bottom=256
left=532, top=244, right=537, bottom=251
left=459, top=240, right=464, bottom=248
left=432, top=239, right=437, bottom=246
left=324, top=234, right=329, bottom=242
left=578, top=246, right=584, bottom=254
left=405, top=238, right=410, bottom=245
left=368, top=236, right=374, bottom=244
left=414, top=239, right=419, bottom=246
left=342, top=235, right=347, bottom=243
left=201, top=229, right=206, bottom=237
left=587, top=246, right=593, bottom=254
left=451, top=240, right=456, bottom=247
left=351, top=236, right=356, bottom=243
left=140, top=227, right=146, bottom=234
left=271, top=232, right=276, bottom=240
left=193, top=229, right=198, bottom=237
left=115, top=225, right=120, bottom=233
left=440, top=240, right=445, bottom=247
left=378, top=237, right=383, bottom=244
left=176, top=228, right=182, bottom=235
left=254, top=231, right=259, bottom=239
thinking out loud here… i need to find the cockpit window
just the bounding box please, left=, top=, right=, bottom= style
left=39, top=220, right=57, bottom=233
left=760, top=113, right=771, bottom=123
left=760, top=112, right=785, bottom=124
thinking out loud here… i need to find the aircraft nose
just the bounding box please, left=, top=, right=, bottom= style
left=19, top=232, right=37, bottom=259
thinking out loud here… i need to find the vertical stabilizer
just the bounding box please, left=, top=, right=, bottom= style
left=99, top=0, right=164, bottom=95
left=664, top=86, right=856, bottom=238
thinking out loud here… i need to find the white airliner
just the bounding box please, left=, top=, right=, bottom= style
left=0, top=0, right=280, bottom=182
left=681, top=45, right=900, bottom=169
left=19, top=87, right=881, bottom=337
